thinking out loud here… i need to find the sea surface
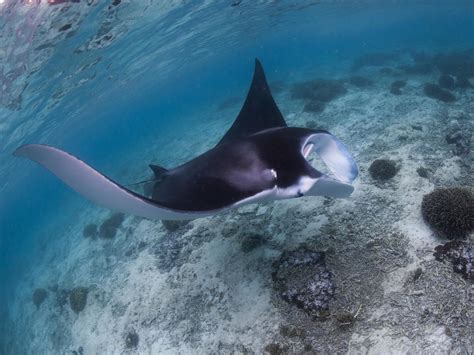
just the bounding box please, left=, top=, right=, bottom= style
left=0, top=1, right=473, bottom=353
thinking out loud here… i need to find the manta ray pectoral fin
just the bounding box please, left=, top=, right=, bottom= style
left=13, top=144, right=208, bottom=221
left=305, top=132, right=358, bottom=184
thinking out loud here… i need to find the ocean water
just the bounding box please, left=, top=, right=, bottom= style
left=0, top=0, right=473, bottom=353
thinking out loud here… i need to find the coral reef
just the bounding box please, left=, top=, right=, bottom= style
left=125, top=330, right=139, bottom=349
left=433, top=51, right=474, bottom=78
left=390, top=80, right=406, bottom=95
left=409, top=50, right=430, bottom=64
left=240, top=234, right=266, bottom=253
left=99, top=213, right=125, bottom=239
left=32, top=288, right=48, bottom=309
left=454, top=76, right=473, bottom=88
left=434, top=241, right=473, bottom=280
left=270, top=80, right=285, bottom=94
left=272, top=247, right=335, bottom=316
left=390, top=87, right=401, bottom=95
left=291, top=79, right=347, bottom=102
left=82, top=224, right=97, bottom=238
left=264, top=343, right=289, bottom=355
left=421, top=187, right=474, bottom=239
left=349, top=76, right=373, bottom=88
left=368, top=159, right=398, bottom=180
left=303, top=100, right=325, bottom=113
left=401, top=63, right=433, bottom=75
left=69, top=287, right=89, bottom=314
left=49, top=285, right=69, bottom=311
left=392, top=80, right=406, bottom=89
left=423, top=83, right=456, bottom=102
left=351, top=52, right=399, bottom=70
left=445, top=127, right=471, bottom=156
left=71, top=346, right=84, bottom=355
left=291, top=79, right=346, bottom=113
left=305, top=120, right=319, bottom=129
left=379, top=67, right=395, bottom=75
left=416, top=167, right=430, bottom=179
left=162, top=220, right=189, bottom=232
left=438, top=75, right=455, bottom=90
left=217, top=96, right=240, bottom=111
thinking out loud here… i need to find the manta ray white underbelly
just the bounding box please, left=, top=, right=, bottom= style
left=14, top=59, right=358, bottom=220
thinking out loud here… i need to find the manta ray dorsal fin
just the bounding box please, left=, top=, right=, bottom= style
left=149, top=164, right=168, bottom=179
left=217, top=58, right=287, bottom=145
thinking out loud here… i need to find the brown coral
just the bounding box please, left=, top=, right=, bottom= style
left=421, top=187, right=474, bottom=239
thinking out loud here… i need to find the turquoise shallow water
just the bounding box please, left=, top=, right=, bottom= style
left=0, top=1, right=473, bottom=353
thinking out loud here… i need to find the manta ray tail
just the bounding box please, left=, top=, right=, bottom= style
left=13, top=144, right=205, bottom=220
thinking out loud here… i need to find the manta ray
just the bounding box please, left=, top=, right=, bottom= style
left=14, top=59, right=358, bottom=220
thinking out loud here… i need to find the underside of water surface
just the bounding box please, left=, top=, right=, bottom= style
left=0, top=1, right=473, bottom=354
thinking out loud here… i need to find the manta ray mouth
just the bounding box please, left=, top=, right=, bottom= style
left=296, top=132, right=358, bottom=198
left=302, top=141, right=341, bottom=182
left=303, top=132, right=358, bottom=184
left=303, top=143, right=314, bottom=159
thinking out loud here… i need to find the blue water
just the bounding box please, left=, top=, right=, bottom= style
left=0, top=0, right=473, bottom=352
